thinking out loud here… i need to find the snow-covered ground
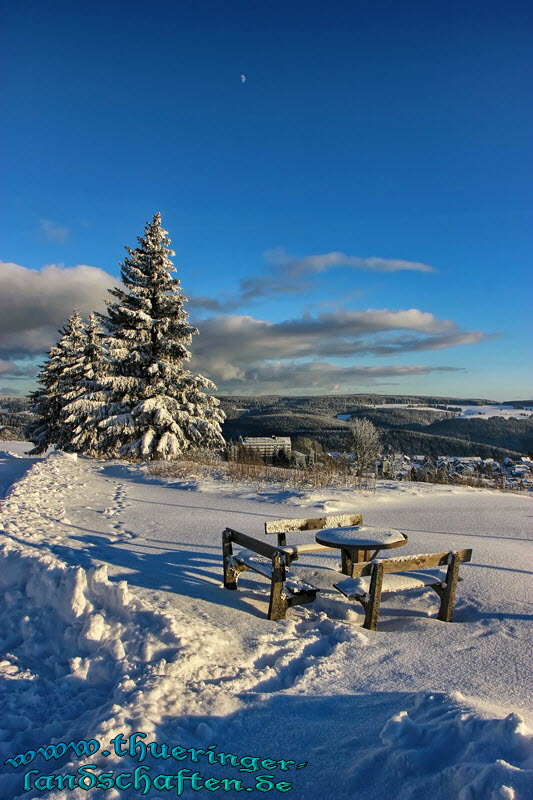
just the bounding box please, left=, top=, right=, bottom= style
left=1, top=443, right=532, bottom=799
left=337, top=404, right=533, bottom=421
left=456, top=405, right=533, bottom=419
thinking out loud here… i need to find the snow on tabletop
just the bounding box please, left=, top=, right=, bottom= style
left=316, top=524, right=405, bottom=547
left=1, top=445, right=532, bottom=799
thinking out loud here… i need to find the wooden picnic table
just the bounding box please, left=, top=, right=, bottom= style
left=314, top=525, right=408, bottom=576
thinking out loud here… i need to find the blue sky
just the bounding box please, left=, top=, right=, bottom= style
left=1, top=0, right=531, bottom=399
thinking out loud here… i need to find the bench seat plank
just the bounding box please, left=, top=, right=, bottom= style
left=234, top=550, right=339, bottom=592
left=232, top=549, right=274, bottom=580
left=335, top=568, right=449, bottom=597
left=265, top=513, right=363, bottom=534
left=277, top=542, right=333, bottom=555
left=333, top=548, right=472, bottom=630
left=287, top=565, right=346, bottom=591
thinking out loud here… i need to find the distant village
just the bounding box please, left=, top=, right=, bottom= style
left=231, top=435, right=533, bottom=491
left=376, top=453, right=533, bottom=490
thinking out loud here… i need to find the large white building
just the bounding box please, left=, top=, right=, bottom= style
left=235, top=435, right=292, bottom=458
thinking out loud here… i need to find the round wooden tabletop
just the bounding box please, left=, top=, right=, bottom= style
left=315, top=525, right=408, bottom=550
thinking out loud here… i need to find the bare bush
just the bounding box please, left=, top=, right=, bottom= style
left=147, top=451, right=365, bottom=491
left=349, top=418, right=381, bottom=477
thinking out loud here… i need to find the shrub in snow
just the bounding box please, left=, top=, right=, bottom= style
left=349, top=417, right=381, bottom=477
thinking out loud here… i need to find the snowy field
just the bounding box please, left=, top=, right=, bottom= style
left=337, top=404, right=533, bottom=421
left=455, top=405, right=533, bottom=420
left=1, top=442, right=532, bottom=799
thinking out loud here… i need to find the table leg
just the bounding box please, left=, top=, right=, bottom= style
left=341, top=549, right=353, bottom=576
left=342, top=547, right=383, bottom=576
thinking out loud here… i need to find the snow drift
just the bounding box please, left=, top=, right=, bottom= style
left=0, top=450, right=532, bottom=798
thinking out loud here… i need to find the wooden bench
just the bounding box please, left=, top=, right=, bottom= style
left=264, top=512, right=363, bottom=557
left=222, top=513, right=363, bottom=620
left=334, top=549, right=473, bottom=631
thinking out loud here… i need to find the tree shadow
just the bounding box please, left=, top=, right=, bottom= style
left=0, top=456, right=37, bottom=498
left=125, top=496, right=287, bottom=518
left=35, top=528, right=274, bottom=619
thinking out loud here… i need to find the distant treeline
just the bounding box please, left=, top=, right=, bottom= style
left=217, top=393, right=500, bottom=417
left=0, top=396, right=31, bottom=413
left=222, top=412, right=349, bottom=447
left=379, top=430, right=523, bottom=460
left=345, top=407, right=454, bottom=428
left=0, top=397, right=33, bottom=440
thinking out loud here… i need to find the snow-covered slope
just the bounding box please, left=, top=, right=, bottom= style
left=1, top=445, right=532, bottom=799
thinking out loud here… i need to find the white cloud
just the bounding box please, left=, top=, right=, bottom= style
left=0, top=262, right=118, bottom=357
left=189, top=248, right=436, bottom=310
left=187, top=309, right=490, bottom=391
left=201, top=360, right=463, bottom=394
left=265, top=248, right=436, bottom=275
left=0, top=359, right=37, bottom=377
left=1, top=259, right=492, bottom=396
left=38, top=219, right=70, bottom=244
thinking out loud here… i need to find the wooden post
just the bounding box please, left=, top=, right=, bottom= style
left=267, top=552, right=289, bottom=620
left=364, top=562, right=384, bottom=631
left=277, top=533, right=287, bottom=547
left=222, top=529, right=238, bottom=590
left=438, top=551, right=460, bottom=621
left=341, top=548, right=354, bottom=575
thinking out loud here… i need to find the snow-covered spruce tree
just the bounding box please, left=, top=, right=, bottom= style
left=93, top=213, right=225, bottom=460
left=57, top=313, right=109, bottom=453
left=25, top=310, right=86, bottom=454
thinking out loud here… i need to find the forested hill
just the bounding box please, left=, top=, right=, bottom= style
left=221, top=411, right=526, bottom=460
left=218, top=393, right=498, bottom=417
left=401, top=416, right=533, bottom=454
left=219, top=395, right=533, bottom=459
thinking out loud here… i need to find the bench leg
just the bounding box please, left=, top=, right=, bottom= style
left=364, top=563, right=384, bottom=631
left=267, top=552, right=289, bottom=620
left=223, top=530, right=240, bottom=590
left=438, top=552, right=460, bottom=622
